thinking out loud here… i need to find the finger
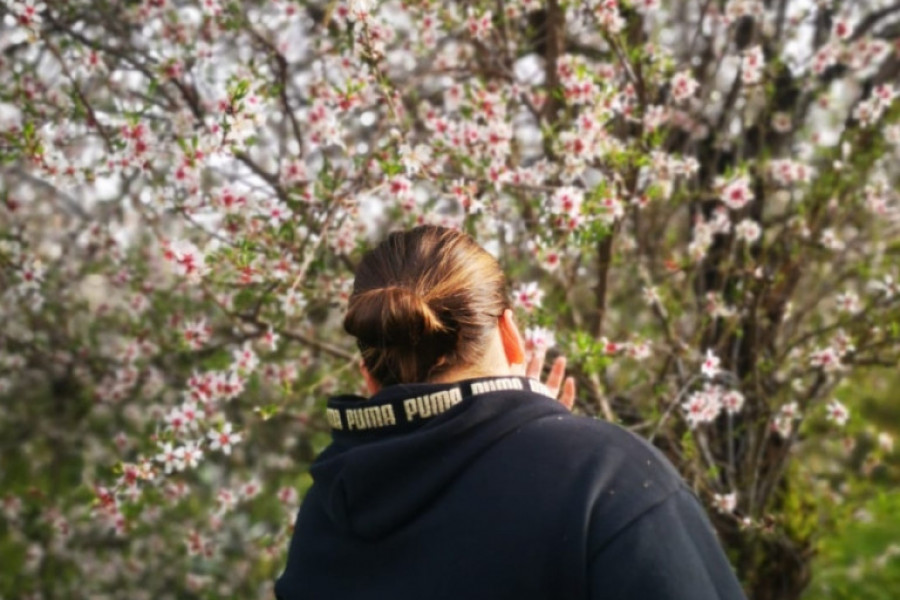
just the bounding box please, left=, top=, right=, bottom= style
left=545, top=356, right=566, bottom=397
left=559, top=376, right=575, bottom=411
left=526, top=349, right=545, bottom=379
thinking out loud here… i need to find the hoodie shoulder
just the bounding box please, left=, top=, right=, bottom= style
left=497, top=411, right=688, bottom=551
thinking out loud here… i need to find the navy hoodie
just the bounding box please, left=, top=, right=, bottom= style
left=275, top=376, right=747, bottom=599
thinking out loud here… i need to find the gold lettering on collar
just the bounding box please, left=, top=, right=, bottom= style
left=326, top=408, right=344, bottom=430
left=471, top=377, right=524, bottom=395
left=345, top=404, right=397, bottom=431
left=404, top=387, right=462, bottom=422
left=527, top=379, right=553, bottom=398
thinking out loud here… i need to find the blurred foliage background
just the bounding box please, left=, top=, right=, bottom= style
left=802, top=371, right=900, bottom=599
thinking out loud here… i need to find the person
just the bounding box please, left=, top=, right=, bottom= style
left=275, top=225, right=747, bottom=599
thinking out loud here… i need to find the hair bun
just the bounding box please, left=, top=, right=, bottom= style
left=345, top=286, right=449, bottom=350
left=344, top=225, right=508, bottom=386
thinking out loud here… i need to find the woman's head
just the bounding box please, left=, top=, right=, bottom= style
left=344, top=225, right=516, bottom=387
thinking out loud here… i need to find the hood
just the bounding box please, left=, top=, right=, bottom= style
left=309, top=376, right=566, bottom=540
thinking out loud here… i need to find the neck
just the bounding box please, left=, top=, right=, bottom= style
left=429, top=364, right=512, bottom=384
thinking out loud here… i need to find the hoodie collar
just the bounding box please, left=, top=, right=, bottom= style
left=325, top=376, right=555, bottom=439
left=310, top=376, right=564, bottom=540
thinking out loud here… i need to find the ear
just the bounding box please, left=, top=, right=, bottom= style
left=360, top=362, right=380, bottom=395
left=498, top=308, right=526, bottom=367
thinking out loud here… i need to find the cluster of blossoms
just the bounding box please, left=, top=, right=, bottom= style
left=852, top=85, right=897, bottom=127
left=862, top=183, right=899, bottom=218
left=770, top=398, right=851, bottom=438
left=809, top=345, right=847, bottom=374
left=548, top=186, right=586, bottom=230
left=597, top=337, right=652, bottom=361
left=741, top=46, right=765, bottom=85
left=162, top=240, right=209, bottom=283
left=689, top=208, right=732, bottom=261
left=772, top=402, right=801, bottom=438
left=683, top=384, right=746, bottom=428
left=647, top=151, right=700, bottom=200
left=768, top=159, right=814, bottom=187
left=811, top=16, right=893, bottom=76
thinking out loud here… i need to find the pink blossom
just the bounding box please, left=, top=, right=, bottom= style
left=281, top=160, right=308, bottom=184
left=772, top=402, right=801, bottom=438
left=208, top=422, right=242, bottom=455
left=400, top=143, right=432, bottom=175
left=2, top=495, right=23, bottom=521
left=835, top=290, right=862, bottom=314
left=11, top=0, right=46, bottom=29
left=809, top=347, right=844, bottom=373
left=155, top=442, right=182, bottom=474
left=771, top=112, right=792, bottom=133
left=643, top=105, right=669, bottom=131
left=741, top=46, right=765, bottom=85
left=812, top=44, right=839, bottom=75
left=719, top=176, right=754, bottom=210
left=548, top=186, right=584, bottom=218
left=722, top=390, right=745, bottom=415
left=735, top=219, right=761, bottom=243
left=261, top=328, right=280, bottom=352
left=185, top=530, right=207, bottom=557
left=259, top=199, right=293, bottom=228
left=708, top=207, right=731, bottom=235
left=465, top=9, right=492, bottom=41
left=642, top=286, right=661, bottom=307
left=769, top=159, right=813, bottom=186
left=278, top=486, right=299, bottom=506
left=670, top=71, right=699, bottom=103
left=512, top=282, right=545, bottom=313
left=626, top=341, right=652, bottom=361
left=868, top=274, right=897, bottom=299
left=593, top=0, right=625, bottom=33
left=524, top=327, right=555, bottom=352
left=164, top=240, right=208, bottom=282
left=540, top=248, right=563, bottom=272
left=820, top=228, right=845, bottom=252
left=180, top=441, right=204, bottom=469
left=180, top=402, right=200, bottom=430
left=182, top=319, right=212, bottom=350
left=826, top=399, right=850, bottom=427
left=600, top=337, right=625, bottom=355
left=280, top=288, right=307, bottom=317
left=712, top=492, right=737, bottom=514
left=701, top=349, right=722, bottom=379
left=832, top=18, right=853, bottom=41
left=240, top=478, right=261, bottom=500
left=216, top=489, right=237, bottom=513
left=232, top=342, right=259, bottom=373
left=632, top=0, right=660, bottom=14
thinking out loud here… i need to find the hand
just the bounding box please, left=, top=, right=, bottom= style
left=525, top=350, right=576, bottom=411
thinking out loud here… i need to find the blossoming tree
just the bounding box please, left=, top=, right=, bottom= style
left=1, top=0, right=898, bottom=598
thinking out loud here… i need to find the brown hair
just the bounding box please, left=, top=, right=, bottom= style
left=343, top=225, right=509, bottom=386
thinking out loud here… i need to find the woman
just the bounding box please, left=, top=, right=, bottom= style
left=275, top=225, right=747, bottom=599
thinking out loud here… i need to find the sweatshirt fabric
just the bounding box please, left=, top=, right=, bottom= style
left=275, top=376, right=747, bottom=599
